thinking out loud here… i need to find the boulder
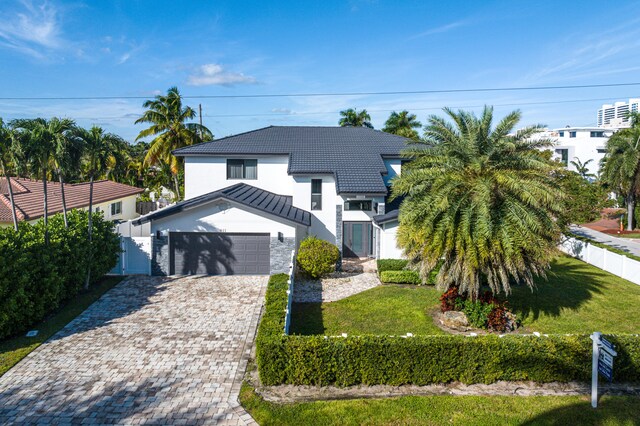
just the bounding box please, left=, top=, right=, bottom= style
left=441, top=310, right=469, bottom=329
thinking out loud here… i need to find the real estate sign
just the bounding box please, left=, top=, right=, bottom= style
left=591, top=332, right=618, bottom=408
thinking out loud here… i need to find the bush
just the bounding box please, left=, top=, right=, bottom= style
left=0, top=210, right=120, bottom=339
left=440, top=286, right=462, bottom=312
left=380, top=270, right=421, bottom=285
left=296, top=236, right=340, bottom=279
left=256, top=276, right=640, bottom=386
left=460, top=299, right=494, bottom=328
left=377, top=259, right=409, bottom=273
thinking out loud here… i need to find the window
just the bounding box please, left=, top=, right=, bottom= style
left=597, top=148, right=607, bottom=153
left=311, top=179, right=322, bottom=210
left=344, top=200, right=372, bottom=211
left=569, top=131, right=577, bottom=138
left=555, top=149, right=569, bottom=166
left=110, top=201, right=122, bottom=216
left=227, top=159, right=257, bottom=179
left=590, top=131, right=605, bottom=138
left=558, top=131, right=565, bottom=137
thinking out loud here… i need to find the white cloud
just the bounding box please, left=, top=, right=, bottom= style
left=187, top=63, right=257, bottom=86
left=409, top=20, right=467, bottom=39
left=0, top=0, right=65, bottom=58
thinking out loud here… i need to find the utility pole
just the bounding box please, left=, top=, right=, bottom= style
left=199, top=104, right=203, bottom=139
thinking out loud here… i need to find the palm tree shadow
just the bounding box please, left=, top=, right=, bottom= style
left=170, top=232, right=237, bottom=275
left=289, top=302, right=325, bottom=335
left=507, top=258, right=605, bottom=321
left=519, top=397, right=640, bottom=425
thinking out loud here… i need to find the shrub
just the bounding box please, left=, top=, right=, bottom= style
left=440, top=286, right=462, bottom=312
left=296, top=236, right=340, bottom=279
left=0, top=210, right=120, bottom=339
left=377, top=259, right=409, bottom=273
left=460, top=299, right=494, bottom=328
left=256, top=276, right=640, bottom=386
left=380, top=270, right=421, bottom=285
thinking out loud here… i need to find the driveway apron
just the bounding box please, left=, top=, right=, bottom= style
left=0, top=275, right=267, bottom=425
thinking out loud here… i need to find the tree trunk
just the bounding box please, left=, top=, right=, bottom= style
left=173, top=174, right=181, bottom=201
left=58, top=172, right=68, bottom=228
left=1, top=160, right=18, bottom=231
left=627, top=194, right=635, bottom=231
left=43, top=168, right=49, bottom=245
left=84, top=174, right=94, bottom=290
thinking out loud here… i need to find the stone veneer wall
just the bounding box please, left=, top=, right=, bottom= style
left=335, top=204, right=343, bottom=270
left=270, top=237, right=296, bottom=274
left=152, top=235, right=170, bottom=276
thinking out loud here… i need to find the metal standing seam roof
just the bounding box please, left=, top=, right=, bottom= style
left=172, top=126, right=410, bottom=194
left=133, top=183, right=312, bottom=226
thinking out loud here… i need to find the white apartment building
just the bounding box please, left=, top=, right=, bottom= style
left=597, top=98, right=640, bottom=128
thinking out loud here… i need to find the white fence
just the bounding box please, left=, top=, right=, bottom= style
left=109, top=236, right=152, bottom=275
left=559, top=237, right=640, bottom=285
left=284, top=251, right=295, bottom=335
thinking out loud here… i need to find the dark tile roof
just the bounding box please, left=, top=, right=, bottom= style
left=134, top=183, right=311, bottom=226
left=373, top=209, right=399, bottom=225
left=0, top=177, right=144, bottom=223
left=173, top=126, right=409, bottom=194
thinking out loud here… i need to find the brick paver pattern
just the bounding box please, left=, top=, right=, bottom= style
left=0, top=275, right=267, bottom=425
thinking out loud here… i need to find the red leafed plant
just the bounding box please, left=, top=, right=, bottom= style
left=440, top=286, right=463, bottom=312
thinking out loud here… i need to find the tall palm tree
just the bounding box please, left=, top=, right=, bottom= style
left=11, top=118, right=76, bottom=241
left=338, top=108, right=373, bottom=128
left=600, top=113, right=640, bottom=231
left=569, top=157, right=596, bottom=180
left=52, top=122, right=82, bottom=228
left=135, top=87, right=212, bottom=200
left=392, top=106, right=564, bottom=297
left=76, top=126, right=124, bottom=289
left=0, top=119, right=19, bottom=231
left=382, top=110, right=422, bottom=140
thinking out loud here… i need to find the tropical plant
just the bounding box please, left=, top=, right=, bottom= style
left=555, top=169, right=612, bottom=225
left=600, top=112, right=640, bottom=230
left=135, top=87, right=212, bottom=200
left=75, top=126, right=124, bottom=289
left=392, top=106, right=564, bottom=297
left=338, top=108, right=373, bottom=128
left=10, top=117, right=76, bottom=240
left=569, top=157, right=596, bottom=180
left=0, top=118, right=18, bottom=230
left=382, top=110, right=422, bottom=140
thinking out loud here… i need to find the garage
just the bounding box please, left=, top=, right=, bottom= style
left=169, top=232, right=270, bottom=275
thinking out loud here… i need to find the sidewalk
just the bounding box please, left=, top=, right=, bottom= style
left=570, top=225, right=640, bottom=257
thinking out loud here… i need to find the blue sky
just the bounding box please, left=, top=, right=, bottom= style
left=1, top=0, right=639, bottom=141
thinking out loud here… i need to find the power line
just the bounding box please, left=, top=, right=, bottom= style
left=0, top=82, right=638, bottom=101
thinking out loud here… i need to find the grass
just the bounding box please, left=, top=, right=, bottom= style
left=240, top=383, right=640, bottom=425
left=616, top=233, right=640, bottom=239
left=0, top=276, right=124, bottom=377
left=291, top=256, right=640, bottom=336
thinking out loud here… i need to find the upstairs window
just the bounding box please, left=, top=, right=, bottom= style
left=110, top=201, right=122, bottom=216
left=227, top=159, right=257, bottom=179
left=590, top=131, right=605, bottom=138
left=344, top=200, right=372, bottom=211
left=311, top=179, right=322, bottom=210
left=558, top=131, right=565, bottom=137
left=569, top=131, right=577, bottom=138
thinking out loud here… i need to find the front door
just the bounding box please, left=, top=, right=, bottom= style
left=343, top=222, right=372, bottom=258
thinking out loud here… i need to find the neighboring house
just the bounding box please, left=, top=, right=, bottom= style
left=133, top=126, right=409, bottom=276
left=0, top=178, right=144, bottom=226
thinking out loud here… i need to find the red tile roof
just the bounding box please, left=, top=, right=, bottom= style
left=0, top=177, right=144, bottom=223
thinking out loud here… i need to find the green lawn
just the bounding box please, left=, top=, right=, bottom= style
left=0, top=276, right=123, bottom=377
left=291, top=256, right=640, bottom=336
left=616, top=233, right=640, bottom=239
left=241, top=383, right=640, bottom=425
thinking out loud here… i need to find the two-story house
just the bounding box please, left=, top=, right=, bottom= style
left=134, top=126, right=408, bottom=276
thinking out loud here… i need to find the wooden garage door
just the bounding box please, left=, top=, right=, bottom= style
left=169, top=232, right=270, bottom=275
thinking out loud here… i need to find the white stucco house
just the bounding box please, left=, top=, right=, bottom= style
left=132, top=126, right=409, bottom=276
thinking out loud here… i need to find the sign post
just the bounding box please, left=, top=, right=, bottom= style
left=590, top=332, right=617, bottom=408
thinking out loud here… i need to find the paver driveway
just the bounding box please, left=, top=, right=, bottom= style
left=0, top=275, right=268, bottom=425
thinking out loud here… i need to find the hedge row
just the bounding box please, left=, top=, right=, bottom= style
left=377, top=259, right=409, bottom=273
left=380, top=270, right=421, bottom=285
left=0, top=210, right=120, bottom=339
left=256, top=275, right=640, bottom=386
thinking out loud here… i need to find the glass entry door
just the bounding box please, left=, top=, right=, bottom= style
left=343, top=222, right=372, bottom=257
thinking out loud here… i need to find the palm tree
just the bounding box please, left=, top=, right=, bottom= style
left=338, top=108, right=373, bottom=128
left=0, top=119, right=19, bottom=231
left=135, top=87, right=212, bottom=200
left=382, top=110, right=422, bottom=140
left=600, top=113, right=640, bottom=230
left=76, top=126, right=124, bottom=289
left=569, top=157, right=596, bottom=180
left=392, top=106, right=564, bottom=297
left=52, top=122, right=82, bottom=228
left=11, top=118, right=76, bottom=240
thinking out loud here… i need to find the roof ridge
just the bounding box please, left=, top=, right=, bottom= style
left=172, top=126, right=276, bottom=154
left=0, top=194, right=26, bottom=220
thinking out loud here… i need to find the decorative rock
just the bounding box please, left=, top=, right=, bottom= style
left=441, top=311, right=469, bottom=329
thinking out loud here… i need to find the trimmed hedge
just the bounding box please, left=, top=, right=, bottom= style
left=256, top=275, right=640, bottom=386
left=0, top=210, right=120, bottom=339
left=377, top=259, right=409, bottom=273
left=380, top=270, right=422, bottom=285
